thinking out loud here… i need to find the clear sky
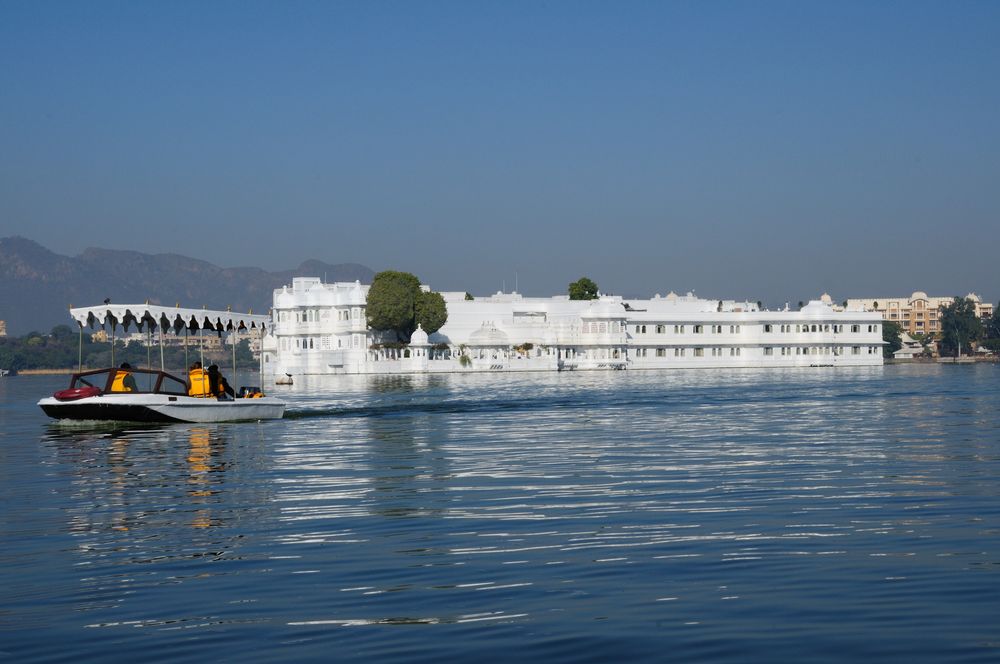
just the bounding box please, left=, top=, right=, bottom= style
left=2, top=1, right=997, bottom=305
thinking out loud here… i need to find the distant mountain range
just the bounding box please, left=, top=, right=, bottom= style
left=0, top=236, right=374, bottom=335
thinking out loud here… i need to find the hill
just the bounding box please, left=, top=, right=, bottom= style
left=0, top=237, right=374, bottom=335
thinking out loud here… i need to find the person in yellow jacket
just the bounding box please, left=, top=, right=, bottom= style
left=188, top=361, right=211, bottom=397
left=111, top=362, right=138, bottom=392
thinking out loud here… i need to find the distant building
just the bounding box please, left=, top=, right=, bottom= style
left=93, top=327, right=224, bottom=350
left=121, top=332, right=148, bottom=347
left=847, top=292, right=993, bottom=336
left=893, top=332, right=931, bottom=360
left=226, top=327, right=264, bottom=360
left=819, top=293, right=845, bottom=311
left=0, top=320, right=6, bottom=337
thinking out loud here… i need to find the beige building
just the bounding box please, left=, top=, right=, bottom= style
left=0, top=320, right=6, bottom=337
left=846, top=292, right=993, bottom=336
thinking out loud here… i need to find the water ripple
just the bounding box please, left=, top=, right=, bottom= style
left=1, top=365, right=999, bottom=661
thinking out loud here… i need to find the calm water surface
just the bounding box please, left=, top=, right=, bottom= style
left=1, top=365, right=998, bottom=662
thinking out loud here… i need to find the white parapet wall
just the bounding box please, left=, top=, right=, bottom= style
left=262, top=279, right=885, bottom=376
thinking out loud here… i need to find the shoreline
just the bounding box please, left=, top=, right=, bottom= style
left=13, top=368, right=78, bottom=375
left=7, top=357, right=997, bottom=376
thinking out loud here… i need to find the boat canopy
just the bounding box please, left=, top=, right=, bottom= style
left=70, top=304, right=271, bottom=334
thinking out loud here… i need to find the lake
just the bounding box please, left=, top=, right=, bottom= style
left=1, top=364, right=998, bottom=662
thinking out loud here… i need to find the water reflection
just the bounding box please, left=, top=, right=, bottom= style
left=37, top=424, right=278, bottom=601
left=6, top=366, right=999, bottom=662
left=187, top=427, right=227, bottom=528
left=270, top=375, right=456, bottom=539
left=364, top=407, right=452, bottom=519
left=367, top=373, right=449, bottom=394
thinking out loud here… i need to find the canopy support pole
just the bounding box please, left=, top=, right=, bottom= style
left=78, top=323, right=83, bottom=373
left=232, top=329, right=238, bottom=394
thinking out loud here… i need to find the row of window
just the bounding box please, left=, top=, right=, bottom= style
left=276, top=311, right=881, bottom=336
left=633, top=324, right=743, bottom=334
left=763, top=323, right=878, bottom=333
left=631, top=345, right=876, bottom=358
left=276, top=308, right=362, bottom=323
left=632, top=322, right=880, bottom=335
left=762, top=346, right=879, bottom=356
left=582, top=321, right=626, bottom=334
left=279, top=335, right=363, bottom=351
left=635, top=347, right=720, bottom=357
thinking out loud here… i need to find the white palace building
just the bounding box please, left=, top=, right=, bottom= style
left=261, top=278, right=884, bottom=376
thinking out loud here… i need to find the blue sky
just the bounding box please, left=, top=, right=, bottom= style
left=2, top=1, right=997, bottom=305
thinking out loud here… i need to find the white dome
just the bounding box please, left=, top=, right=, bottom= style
left=799, top=300, right=832, bottom=313
left=468, top=324, right=509, bottom=346
left=410, top=324, right=429, bottom=346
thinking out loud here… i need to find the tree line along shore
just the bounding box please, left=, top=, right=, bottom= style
left=1, top=324, right=257, bottom=374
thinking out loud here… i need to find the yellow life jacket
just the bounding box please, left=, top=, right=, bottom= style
left=111, top=370, right=134, bottom=392
left=188, top=369, right=211, bottom=397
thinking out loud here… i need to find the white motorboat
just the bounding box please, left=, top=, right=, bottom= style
left=39, top=367, right=285, bottom=423
left=38, top=303, right=285, bottom=423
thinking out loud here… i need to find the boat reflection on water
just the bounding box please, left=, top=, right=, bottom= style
left=39, top=422, right=276, bottom=575
left=187, top=427, right=225, bottom=528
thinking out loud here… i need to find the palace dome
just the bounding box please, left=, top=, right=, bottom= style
left=410, top=324, right=429, bottom=346
left=800, top=300, right=833, bottom=313
left=468, top=323, right=509, bottom=346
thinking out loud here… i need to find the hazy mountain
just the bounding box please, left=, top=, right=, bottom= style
left=0, top=237, right=374, bottom=335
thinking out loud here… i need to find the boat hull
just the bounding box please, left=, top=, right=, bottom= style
left=38, top=393, right=285, bottom=423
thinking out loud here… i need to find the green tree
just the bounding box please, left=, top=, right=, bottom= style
left=568, top=277, right=599, bottom=300
left=882, top=320, right=903, bottom=358
left=416, top=291, right=447, bottom=335
left=0, top=326, right=260, bottom=372
left=50, top=324, right=76, bottom=341
left=0, top=344, right=23, bottom=371
left=938, top=297, right=983, bottom=357
left=366, top=270, right=448, bottom=342
left=366, top=271, right=422, bottom=341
